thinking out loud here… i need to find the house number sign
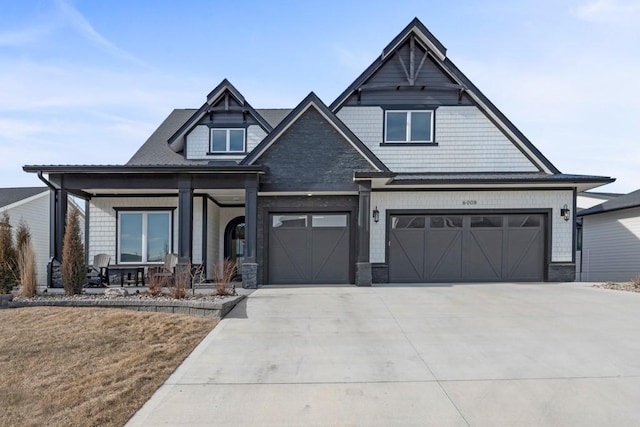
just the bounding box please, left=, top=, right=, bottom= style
left=462, top=200, right=477, bottom=205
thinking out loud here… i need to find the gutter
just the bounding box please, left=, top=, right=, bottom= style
left=37, top=171, right=57, bottom=191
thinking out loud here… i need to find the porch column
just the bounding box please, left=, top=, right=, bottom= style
left=356, top=181, right=372, bottom=286
left=177, top=178, right=193, bottom=261
left=53, top=188, right=68, bottom=262
left=242, top=177, right=258, bottom=288
left=47, top=188, right=67, bottom=288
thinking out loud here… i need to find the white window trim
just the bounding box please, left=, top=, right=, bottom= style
left=210, top=128, right=246, bottom=153
left=117, top=211, right=172, bottom=264
left=384, top=110, right=434, bottom=143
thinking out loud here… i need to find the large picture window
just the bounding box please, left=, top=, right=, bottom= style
left=385, top=110, right=433, bottom=143
left=118, top=211, right=171, bottom=263
left=210, top=128, right=245, bottom=153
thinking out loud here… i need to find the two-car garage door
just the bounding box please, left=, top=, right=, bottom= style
left=389, top=213, right=545, bottom=282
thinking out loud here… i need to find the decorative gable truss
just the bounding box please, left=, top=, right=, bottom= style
left=168, top=79, right=273, bottom=161
left=332, top=18, right=559, bottom=175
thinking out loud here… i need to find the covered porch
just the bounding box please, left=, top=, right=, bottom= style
left=23, top=165, right=265, bottom=289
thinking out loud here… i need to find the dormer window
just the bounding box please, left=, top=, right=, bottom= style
left=210, top=128, right=246, bottom=153
left=385, top=110, right=433, bottom=143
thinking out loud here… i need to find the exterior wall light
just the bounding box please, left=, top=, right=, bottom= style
left=373, top=206, right=380, bottom=223
left=560, top=204, right=571, bottom=221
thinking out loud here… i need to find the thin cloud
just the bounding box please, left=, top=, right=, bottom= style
left=0, top=26, right=53, bottom=46
left=573, top=0, right=640, bottom=22
left=54, top=0, right=148, bottom=67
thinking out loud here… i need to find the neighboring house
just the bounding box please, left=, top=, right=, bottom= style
left=577, top=189, right=640, bottom=282
left=24, top=18, right=613, bottom=287
left=0, top=187, right=53, bottom=287
left=577, top=191, right=620, bottom=211
left=0, top=187, right=86, bottom=288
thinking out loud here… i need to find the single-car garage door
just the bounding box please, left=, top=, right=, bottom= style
left=269, top=213, right=350, bottom=284
left=389, top=213, right=545, bottom=282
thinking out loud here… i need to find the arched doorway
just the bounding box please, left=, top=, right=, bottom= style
left=224, top=216, right=245, bottom=280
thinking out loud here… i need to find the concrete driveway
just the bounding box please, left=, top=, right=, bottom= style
left=127, top=283, right=640, bottom=426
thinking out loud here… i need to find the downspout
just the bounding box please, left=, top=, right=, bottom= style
left=37, top=171, right=57, bottom=191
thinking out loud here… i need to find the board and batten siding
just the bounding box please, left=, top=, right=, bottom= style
left=185, top=125, right=267, bottom=161
left=370, top=190, right=574, bottom=264
left=2, top=192, right=50, bottom=286
left=89, top=197, right=182, bottom=264
left=337, top=106, right=538, bottom=173
left=581, top=207, right=640, bottom=282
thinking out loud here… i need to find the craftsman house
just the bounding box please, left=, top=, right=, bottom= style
left=24, top=18, right=612, bottom=288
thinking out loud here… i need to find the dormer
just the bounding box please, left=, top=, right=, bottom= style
left=167, top=79, right=272, bottom=161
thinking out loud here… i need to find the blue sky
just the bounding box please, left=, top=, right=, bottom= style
left=0, top=0, right=639, bottom=192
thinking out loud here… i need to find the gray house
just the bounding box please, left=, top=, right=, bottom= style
left=577, top=189, right=640, bottom=282
left=24, top=18, right=612, bottom=287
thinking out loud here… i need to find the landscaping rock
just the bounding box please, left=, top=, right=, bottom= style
left=0, top=293, right=13, bottom=308
left=104, top=288, right=129, bottom=298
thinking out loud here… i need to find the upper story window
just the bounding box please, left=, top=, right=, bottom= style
left=385, top=110, right=433, bottom=143
left=210, top=128, right=245, bottom=153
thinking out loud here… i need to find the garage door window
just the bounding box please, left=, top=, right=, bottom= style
left=392, top=216, right=425, bottom=229
left=471, top=216, right=503, bottom=227
left=312, top=214, right=347, bottom=228
left=508, top=215, right=541, bottom=227
left=430, top=216, right=462, bottom=228
left=272, top=215, right=307, bottom=228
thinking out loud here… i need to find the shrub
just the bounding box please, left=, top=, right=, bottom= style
left=18, top=240, right=37, bottom=298
left=146, top=267, right=165, bottom=296
left=62, top=208, right=85, bottom=295
left=213, top=259, right=237, bottom=296
left=0, top=211, right=17, bottom=294
left=169, top=263, right=190, bottom=299
left=632, top=275, right=640, bottom=290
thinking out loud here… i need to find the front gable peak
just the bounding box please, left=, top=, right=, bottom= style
left=168, top=79, right=271, bottom=153
left=242, top=92, right=387, bottom=173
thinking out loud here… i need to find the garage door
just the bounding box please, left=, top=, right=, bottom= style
left=269, top=213, right=350, bottom=284
left=389, top=213, right=545, bottom=282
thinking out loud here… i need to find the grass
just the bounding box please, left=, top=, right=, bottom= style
left=0, top=307, right=217, bottom=427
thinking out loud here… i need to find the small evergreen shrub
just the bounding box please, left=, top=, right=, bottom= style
left=62, top=208, right=85, bottom=295
left=0, top=212, right=17, bottom=294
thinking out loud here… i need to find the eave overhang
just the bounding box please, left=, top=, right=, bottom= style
left=23, top=164, right=266, bottom=174
left=353, top=172, right=614, bottom=193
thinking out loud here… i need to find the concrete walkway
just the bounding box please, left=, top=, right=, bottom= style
left=126, top=283, right=640, bottom=426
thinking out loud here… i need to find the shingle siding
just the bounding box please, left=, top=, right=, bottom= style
left=370, top=190, right=573, bottom=263
left=89, top=197, right=180, bottom=263
left=580, top=207, right=640, bottom=282
left=338, top=106, right=538, bottom=173
left=185, top=124, right=266, bottom=161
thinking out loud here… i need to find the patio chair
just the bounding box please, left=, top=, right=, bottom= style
left=149, top=253, right=179, bottom=286
left=86, top=253, right=111, bottom=287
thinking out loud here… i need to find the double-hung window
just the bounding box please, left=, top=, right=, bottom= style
left=118, top=211, right=172, bottom=263
left=210, top=128, right=245, bottom=153
left=385, top=110, right=434, bottom=143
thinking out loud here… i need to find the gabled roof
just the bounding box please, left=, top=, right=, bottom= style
left=127, top=107, right=291, bottom=166
left=127, top=109, right=204, bottom=165
left=0, top=187, right=48, bottom=210
left=241, top=92, right=388, bottom=172
left=166, top=79, right=273, bottom=153
left=330, top=17, right=560, bottom=175
left=578, top=189, right=640, bottom=217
